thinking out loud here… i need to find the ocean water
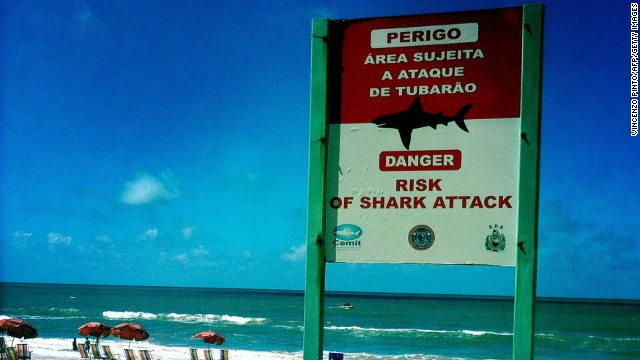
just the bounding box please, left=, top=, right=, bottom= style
left=0, top=283, right=638, bottom=359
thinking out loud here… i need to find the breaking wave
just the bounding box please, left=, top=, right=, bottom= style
left=103, top=311, right=158, bottom=320
left=1, top=307, right=85, bottom=320
left=326, top=325, right=511, bottom=338
left=103, top=311, right=267, bottom=325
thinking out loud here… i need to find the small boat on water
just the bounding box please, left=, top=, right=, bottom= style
left=339, top=303, right=354, bottom=309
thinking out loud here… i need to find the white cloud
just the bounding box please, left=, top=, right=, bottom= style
left=182, top=227, right=194, bottom=240
left=139, top=228, right=159, bottom=241
left=48, top=232, right=73, bottom=251
left=13, top=230, right=33, bottom=239
left=174, top=253, right=189, bottom=262
left=281, top=244, right=306, bottom=262
left=12, top=231, right=33, bottom=250
left=192, top=246, right=209, bottom=257
left=96, top=234, right=112, bottom=243
left=172, top=247, right=213, bottom=266
left=120, top=171, right=180, bottom=205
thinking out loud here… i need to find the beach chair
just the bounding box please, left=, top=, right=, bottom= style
left=138, top=350, right=153, bottom=360
left=220, top=349, right=229, bottom=360
left=78, top=345, right=90, bottom=359
left=15, top=344, right=30, bottom=360
left=328, top=352, right=344, bottom=360
left=189, top=348, right=200, bottom=360
left=3, top=348, right=17, bottom=360
left=202, top=349, right=214, bottom=360
left=90, top=343, right=105, bottom=359
left=0, top=337, right=7, bottom=360
left=101, top=345, right=119, bottom=360
left=123, top=349, right=137, bottom=360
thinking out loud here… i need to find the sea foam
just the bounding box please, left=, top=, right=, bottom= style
left=103, top=311, right=158, bottom=320
left=103, top=311, right=267, bottom=325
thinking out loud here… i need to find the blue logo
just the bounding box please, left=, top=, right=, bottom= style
left=333, top=224, right=363, bottom=241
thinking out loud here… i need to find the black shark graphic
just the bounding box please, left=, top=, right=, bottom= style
left=372, top=97, right=472, bottom=150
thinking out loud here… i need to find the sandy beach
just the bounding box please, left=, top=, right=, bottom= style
left=9, top=338, right=304, bottom=360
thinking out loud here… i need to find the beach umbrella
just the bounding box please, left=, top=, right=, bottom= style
left=191, top=330, right=225, bottom=347
left=111, top=322, right=149, bottom=348
left=78, top=322, right=111, bottom=342
left=0, top=317, right=38, bottom=345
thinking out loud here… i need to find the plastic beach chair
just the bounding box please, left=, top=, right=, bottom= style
left=0, top=338, right=8, bottom=360
left=78, top=345, right=90, bottom=359
left=0, top=348, right=6, bottom=360
left=101, top=345, right=119, bottom=360
left=138, top=350, right=153, bottom=360
left=91, top=343, right=106, bottom=359
left=220, top=349, right=229, bottom=360
left=202, top=349, right=214, bottom=360
left=189, top=348, right=200, bottom=360
left=15, top=344, right=31, bottom=360
left=123, top=349, right=137, bottom=360
left=4, top=348, right=18, bottom=360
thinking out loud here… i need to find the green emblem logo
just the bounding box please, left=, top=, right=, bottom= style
left=408, top=225, right=435, bottom=251
left=485, top=224, right=506, bottom=252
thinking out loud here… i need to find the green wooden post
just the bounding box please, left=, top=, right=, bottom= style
left=303, top=18, right=330, bottom=360
left=513, top=4, right=543, bottom=360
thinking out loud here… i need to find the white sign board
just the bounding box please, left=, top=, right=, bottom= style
left=324, top=8, right=524, bottom=265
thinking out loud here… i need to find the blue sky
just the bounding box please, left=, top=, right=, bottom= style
left=1, top=0, right=638, bottom=300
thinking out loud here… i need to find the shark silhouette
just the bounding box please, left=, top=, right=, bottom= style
left=372, top=97, right=473, bottom=150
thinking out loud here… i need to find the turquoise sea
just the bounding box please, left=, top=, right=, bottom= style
left=0, top=283, right=638, bottom=359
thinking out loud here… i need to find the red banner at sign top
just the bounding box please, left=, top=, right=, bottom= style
left=333, top=7, right=523, bottom=124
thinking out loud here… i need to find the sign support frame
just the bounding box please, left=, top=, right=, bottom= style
left=303, top=5, right=543, bottom=359
left=303, top=18, right=330, bottom=360
left=513, top=4, right=543, bottom=359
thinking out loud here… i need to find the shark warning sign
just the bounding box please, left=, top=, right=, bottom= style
left=324, top=7, right=524, bottom=265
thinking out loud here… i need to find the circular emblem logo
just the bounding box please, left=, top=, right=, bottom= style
left=408, top=225, right=435, bottom=250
